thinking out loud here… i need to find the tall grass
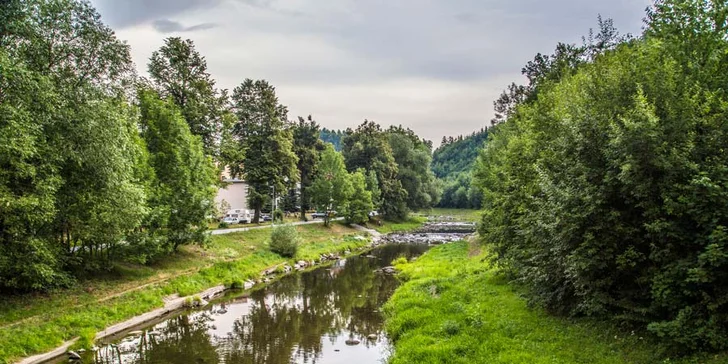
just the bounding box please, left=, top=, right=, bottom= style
left=384, top=242, right=728, bottom=364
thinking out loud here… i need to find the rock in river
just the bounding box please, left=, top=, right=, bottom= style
left=345, top=339, right=361, bottom=346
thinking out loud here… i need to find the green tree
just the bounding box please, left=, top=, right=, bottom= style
left=387, top=126, right=440, bottom=211
left=346, top=169, right=374, bottom=225
left=148, top=37, right=226, bottom=156
left=293, top=115, right=324, bottom=220
left=342, top=120, right=407, bottom=220
left=139, top=89, right=217, bottom=252
left=310, top=145, right=352, bottom=226
left=365, top=169, right=382, bottom=210
left=0, top=50, right=66, bottom=291
left=231, top=79, right=298, bottom=223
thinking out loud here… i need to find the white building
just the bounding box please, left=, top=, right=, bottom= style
left=215, top=167, right=249, bottom=214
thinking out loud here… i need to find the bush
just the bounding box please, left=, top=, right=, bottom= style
left=269, top=225, right=299, bottom=258
left=273, top=209, right=284, bottom=223
left=218, top=221, right=229, bottom=229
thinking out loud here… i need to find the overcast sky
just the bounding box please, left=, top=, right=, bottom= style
left=91, top=0, right=651, bottom=146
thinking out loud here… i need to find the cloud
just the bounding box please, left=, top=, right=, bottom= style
left=95, top=0, right=652, bottom=145
left=151, top=19, right=217, bottom=34
left=93, top=0, right=224, bottom=28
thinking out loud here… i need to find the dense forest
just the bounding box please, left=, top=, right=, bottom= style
left=475, top=1, right=728, bottom=353
left=319, top=128, right=345, bottom=151
left=0, top=0, right=440, bottom=292
left=431, top=129, right=489, bottom=208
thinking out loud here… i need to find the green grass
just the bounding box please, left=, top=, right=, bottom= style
left=384, top=242, right=728, bottom=364
left=426, top=208, right=480, bottom=222
left=370, top=216, right=427, bottom=234
left=0, top=223, right=368, bottom=363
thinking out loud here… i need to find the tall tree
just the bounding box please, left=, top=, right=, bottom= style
left=310, top=145, right=352, bottom=226
left=342, top=120, right=407, bottom=220
left=293, top=115, right=324, bottom=220
left=138, top=89, right=217, bottom=252
left=148, top=37, right=226, bottom=155
left=231, top=79, right=298, bottom=223
left=387, top=126, right=440, bottom=211
left=346, top=169, right=373, bottom=225
left=0, top=50, right=66, bottom=290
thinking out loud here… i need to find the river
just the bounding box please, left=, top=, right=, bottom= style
left=74, top=243, right=431, bottom=364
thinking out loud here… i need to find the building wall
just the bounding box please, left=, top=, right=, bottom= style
left=215, top=180, right=249, bottom=211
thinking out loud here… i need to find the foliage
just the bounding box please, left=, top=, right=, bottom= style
left=310, top=145, right=353, bottom=226
left=342, top=120, right=408, bottom=220
left=345, top=169, right=374, bottom=225
left=148, top=37, right=227, bottom=156
left=385, top=242, right=724, bottom=364
left=138, top=89, right=217, bottom=253
left=269, top=225, right=300, bottom=258
left=474, top=2, right=728, bottom=352
left=319, top=127, right=345, bottom=150
left=432, top=128, right=489, bottom=179
left=387, top=126, right=441, bottom=211
left=231, top=79, right=298, bottom=223
left=293, top=115, right=324, bottom=219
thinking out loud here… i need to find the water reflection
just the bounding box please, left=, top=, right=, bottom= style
left=86, top=244, right=429, bottom=364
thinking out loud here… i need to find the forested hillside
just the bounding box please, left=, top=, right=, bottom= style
left=319, top=128, right=345, bottom=150
left=432, top=128, right=488, bottom=208
left=431, top=128, right=488, bottom=178
left=475, top=1, right=728, bottom=353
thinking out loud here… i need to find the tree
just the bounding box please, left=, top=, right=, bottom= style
left=365, top=170, right=382, bottom=210
left=148, top=37, right=226, bottom=156
left=310, top=145, right=352, bottom=226
left=475, top=9, right=728, bottom=350
left=293, top=115, right=324, bottom=220
left=3, top=0, right=133, bottom=89
left=138, top=89, right=217, bottom=252
left=342, top=120, right=407, bottom=220
left=231, top=79, right=298, bottom=223
left=386, top=126, right=440, bottom=211
left=0, top=50, right=66, bottom=291
left=346, top=169, right=373, bottom=225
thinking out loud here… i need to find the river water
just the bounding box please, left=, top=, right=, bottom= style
left=78, top=243, right=431, bottom=364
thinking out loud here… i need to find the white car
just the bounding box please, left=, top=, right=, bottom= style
left=222, top=214, right=249, bottom=224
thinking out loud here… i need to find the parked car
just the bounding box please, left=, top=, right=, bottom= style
left=312, top=211, right=337, bottom=219
left=261, top=214, right=273, bottom=222
left=368, top=210, right=379, bottom=218
left=222, top=214, right=249, bottom=224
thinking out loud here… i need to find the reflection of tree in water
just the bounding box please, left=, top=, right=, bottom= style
left=91, top=312, right=219, bottom=364
left=219, top=244, right=429, bottom=364
left=91, top=244, right=429, bottom=364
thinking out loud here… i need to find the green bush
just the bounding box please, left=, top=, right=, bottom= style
left=269, top=225, right=299, bottom=258
left=218, top=221, right=229, bottom=229
left=273, top=209, right=284, bottom=223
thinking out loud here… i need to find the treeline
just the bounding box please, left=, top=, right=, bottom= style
left=0, top=0, right=440, bottom=292
left=319, top=128, right=345, bottom=151
left=431, top=128, right=489, bottom=208
left=475, top=2, right=728, bottom=352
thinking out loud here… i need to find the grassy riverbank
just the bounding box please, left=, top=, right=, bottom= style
left=0, top=223, right=368, bottom=363
left=384, top=241, right=727, bottom=364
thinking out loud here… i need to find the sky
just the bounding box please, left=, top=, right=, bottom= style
left=91, top=0, right=652, bottom=146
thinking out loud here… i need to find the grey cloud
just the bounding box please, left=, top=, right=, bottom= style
left=152, top=19, right=217, bottom=34
left=92, top=0, right=224, bottom=28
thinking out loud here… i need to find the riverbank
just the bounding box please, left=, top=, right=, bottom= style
left=0, top=223, right=386, bottom=364
left=384, top=241, right=727, bottom=364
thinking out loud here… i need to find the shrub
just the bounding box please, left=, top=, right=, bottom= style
left=218, top=221, right=229, bottom=229
left=269, top=225, right=299, bottom=258
left=273, top=209, right=284, bottom=223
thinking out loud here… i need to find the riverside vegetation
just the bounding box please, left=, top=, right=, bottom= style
left=385, top=242, right=727, bottom=364
left=0, top=223, right=394, bottom=363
